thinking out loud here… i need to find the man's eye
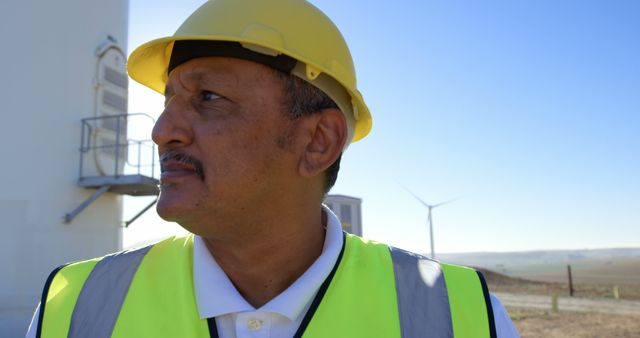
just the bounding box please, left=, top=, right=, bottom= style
left=201, top=90, right=221, bottom=101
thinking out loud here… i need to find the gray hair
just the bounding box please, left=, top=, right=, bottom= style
left=279, top=74, right=342, bottom=194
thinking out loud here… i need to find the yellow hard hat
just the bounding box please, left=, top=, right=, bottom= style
left=127, top=0, right=372, bottom=143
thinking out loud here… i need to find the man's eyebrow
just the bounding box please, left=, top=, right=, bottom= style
left=165, top=71, right=211, bottom=95
left=186, top=71, right=206, bottom=83
left=163, top=69, right=231, bottom=101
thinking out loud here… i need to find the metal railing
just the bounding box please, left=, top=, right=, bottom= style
left=78, top=113, right=158, bottom=179
left=66, top=113, right=159, bottom=225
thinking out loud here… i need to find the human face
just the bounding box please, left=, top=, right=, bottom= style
left=152, top=57, right=296, bottom=235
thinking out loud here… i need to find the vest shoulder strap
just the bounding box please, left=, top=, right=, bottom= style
left=441, top=262, right=497, bottom=338
left=302, top=234, right=495, bottom=338
left=38, top=259, right=97, bottom=338
left=110, top=234, right=209, bottom=338
left=301, top=234, right=402, bottom=338
left=389, top=246, right=496, bottom=338
left=39, top=235, right=193, bottom=338
left=67, top=244, right=153, bottom=337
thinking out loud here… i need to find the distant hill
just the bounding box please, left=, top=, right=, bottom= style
left=438, top=248, right=640, bottom=285
left=439, top=247, right=640, bottom=268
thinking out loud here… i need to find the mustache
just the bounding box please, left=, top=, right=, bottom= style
left=160, top=150, right=205, bottom=181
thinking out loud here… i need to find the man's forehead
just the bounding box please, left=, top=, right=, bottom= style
left=163, top=57, right=281, bottom=95
left=164, top=58, right=243, bottom=92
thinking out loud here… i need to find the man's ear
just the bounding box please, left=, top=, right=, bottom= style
left=296, top=108, right=347, bottom=178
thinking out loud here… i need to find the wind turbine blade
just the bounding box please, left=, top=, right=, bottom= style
left=432, top=197, right=460, bottom=208
left=398, top=184, right=430, bottom=208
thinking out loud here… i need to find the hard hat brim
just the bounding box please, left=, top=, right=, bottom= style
left=127, top=35, right=371, bottom=142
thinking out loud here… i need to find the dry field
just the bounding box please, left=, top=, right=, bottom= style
left=514, top=258, right=640, bottom=287
left=481, top=268, right=640, bottom=337
left=480, top=267, right=640, bottom=301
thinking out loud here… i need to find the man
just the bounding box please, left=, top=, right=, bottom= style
left=28, top=0, right=519, bottom=337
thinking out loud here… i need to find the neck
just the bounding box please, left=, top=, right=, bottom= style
left=203, top=205, right=326, bottom=308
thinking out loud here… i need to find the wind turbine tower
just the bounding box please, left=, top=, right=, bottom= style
left=406, top=190, right=456, bottom=259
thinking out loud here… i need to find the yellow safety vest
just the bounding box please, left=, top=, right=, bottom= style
left=37, top=233, right=496, bottom=338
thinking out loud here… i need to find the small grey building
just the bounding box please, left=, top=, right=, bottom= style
left=323, top=194, right=363, bottom=236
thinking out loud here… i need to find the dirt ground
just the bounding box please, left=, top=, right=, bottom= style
left=508, top=308, right=640, bottom=338
left=481, top=268, right=640, bottom=336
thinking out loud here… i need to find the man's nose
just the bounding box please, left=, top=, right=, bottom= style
left=151, top=97, right=193, bottom=148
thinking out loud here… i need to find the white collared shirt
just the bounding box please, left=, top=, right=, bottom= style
left=27, top=206, right=519, bottom=338
left=193, top=206, right=344, bottom=338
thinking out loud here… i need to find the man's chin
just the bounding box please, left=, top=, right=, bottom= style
left=155, top=203, right=211, bottom=238
left=155, top=195, right=193, bottom=223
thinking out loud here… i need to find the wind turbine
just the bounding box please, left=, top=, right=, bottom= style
left=404, top=188, right=457, bottom=260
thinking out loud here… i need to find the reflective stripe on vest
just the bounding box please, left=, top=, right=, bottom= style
left=39, top=234, right=493, bottom=338
left=68, top=245, right=152, bottom=337
left=389, top=247, right=453, bottom=337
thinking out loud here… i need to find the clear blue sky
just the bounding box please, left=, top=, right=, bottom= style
left=124, top=0, right=639, bottom=254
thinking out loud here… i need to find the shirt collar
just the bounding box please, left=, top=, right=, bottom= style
left=193, top=205, right=344, bottom=320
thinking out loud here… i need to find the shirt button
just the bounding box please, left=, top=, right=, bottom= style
left=247, top=318, right=263, bottom=331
